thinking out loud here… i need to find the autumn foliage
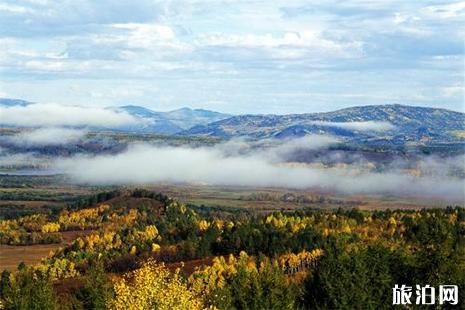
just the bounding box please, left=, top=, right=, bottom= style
left=0, top=190, right=464, bottom=309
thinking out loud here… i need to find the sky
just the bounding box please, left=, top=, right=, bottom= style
left=0, top=0, right=463, bottom=114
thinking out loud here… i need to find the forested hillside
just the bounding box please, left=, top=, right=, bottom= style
left=1, top=190, right=464, bottom=309
left=185, top=104, right=465, bottom=144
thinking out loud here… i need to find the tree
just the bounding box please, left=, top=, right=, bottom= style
left=107, top=260, right=203, bottom=310
left=304, top=244, right=412, bottom=309
left=2, top=269, right=58, bottom=310
left=190, top=252, right=299, bottom=309
left=77, top=259, right=113, bottom=310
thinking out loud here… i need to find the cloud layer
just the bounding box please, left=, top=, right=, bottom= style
left=0, top=0, right=463, bottom=113
left=309, top=121, right=395, bottom=131
left=56, top=139, right=464, bottom=201
left=0, top=103, right=138, bottom=127
left=7, top=127, right=86, bottom=146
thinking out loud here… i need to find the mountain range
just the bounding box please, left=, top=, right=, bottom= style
left=184, top=104, right=465, bottom=145
left=0, top=99, right=231, bottom=135
left=114, top=105, right=231, bottom=134
left=1, top=99, right=464, bottom=145
left=0, top=98, right=30, bottom=107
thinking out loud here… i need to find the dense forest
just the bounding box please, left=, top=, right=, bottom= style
left=0, top=189, right=464, bottom=309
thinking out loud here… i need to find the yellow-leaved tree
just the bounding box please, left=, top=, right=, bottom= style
left=107, top=260, right=203, bottom=310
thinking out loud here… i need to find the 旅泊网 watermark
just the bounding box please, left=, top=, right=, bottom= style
left=393, top=284, right=458, bottom=305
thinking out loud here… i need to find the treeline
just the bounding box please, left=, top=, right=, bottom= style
left=0, top=188, right=140, bottom=221
left=66, top=190, right=121, bottom=210
left=0, top=175, right=64, bottom=188
left=239, top=191, right=361, bottom=206
left=0, top=189, right=166, bottom=244
left=0, top=204, right=63, bottom=220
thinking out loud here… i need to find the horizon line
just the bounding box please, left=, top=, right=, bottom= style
left=1, top=97, right=464, bottom=115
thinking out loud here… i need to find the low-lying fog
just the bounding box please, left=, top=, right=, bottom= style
left=52, top=136, right=464, bottom=201
left=1, top=129, right=464, bottom=201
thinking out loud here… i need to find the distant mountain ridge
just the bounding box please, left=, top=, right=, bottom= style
left=0, top=99, right=232, bottom=134
left=1, top=99, right=464, bottom=144
left=0, top=98, right=31, bottom=107
left=115, top=105, right=231, bottom=134
left=184, top=104, right=465, bottom=145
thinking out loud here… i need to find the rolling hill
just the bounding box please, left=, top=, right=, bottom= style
left=184, top=104, right=465, bottom=144
left=115, top=105, right=231, bottom=133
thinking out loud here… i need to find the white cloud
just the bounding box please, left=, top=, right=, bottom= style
left=423, top=1, right=465, bottom=19
left=196, top=31, right=363, bottom=56
left=0, top=152, right=38, bottom=167
left=215, top=135, right=338, bottom=159
left=0, top=3, right=34, bottom=14
left=0, top=0, right=463, bottom=112
left=112, top=23, right=175, bottom=41
left=441, top=84, right=464, bottom=99
left=309, top=121, right=395, bottom=131
left=24, top=60, right=69, bottom=71
left=8, top=127, right=86, bottom=146
left=265, top=135, right=339, bottom=160
left=0, top=103, right=139, bottom=127
left=56, top=142, right=464, bottom=201
left=108, top=23, right=189, bottom=53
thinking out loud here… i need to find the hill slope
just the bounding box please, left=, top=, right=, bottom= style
left=184, top=104, right=465, bottom=144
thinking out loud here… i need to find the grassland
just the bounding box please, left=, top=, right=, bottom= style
left=148, top=184, right=457, bottom=211
left=0, top=244, right=60, bottom=270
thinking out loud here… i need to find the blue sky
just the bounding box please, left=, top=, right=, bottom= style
left=0, top=0, right=463, bottom=114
